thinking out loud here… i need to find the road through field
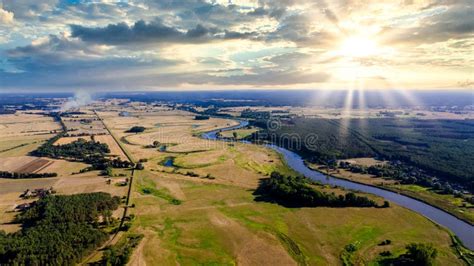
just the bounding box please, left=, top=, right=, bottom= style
left=81, top=111, right=136, bottom=264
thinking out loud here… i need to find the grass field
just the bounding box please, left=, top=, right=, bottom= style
left=0, top=113, right=61, bottom=137
left=93, top=108, right=466, bottom=265
left=128, top=169, right=463, bottom=265
left=1, top=107, right=468, bottom=265
left=53, top=136, right=92, bottom=145
left=220, top=127, right=259, bottom=139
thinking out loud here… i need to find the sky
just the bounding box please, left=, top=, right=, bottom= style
left=0, top=0, right=473, bottom=91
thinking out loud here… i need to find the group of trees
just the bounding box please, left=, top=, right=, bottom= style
left=101, top=234, right=143, bottom=265
left=339, top=161, right=468, bottom=197
left=33, top=138, right=110, bottom=162
left=33, top=138, right=134, bottom=172
left=126, top=126, right=145, bottom=133
left=177, top=105, right=231, bottom=118
left=0, top=109, right=15, bottom=114
left=255, top=172, right=380, bottom=208
left=0, top=171, right=57, bottom=179
left=380, top=243, right=438, bottom=265
left=194, top=115, right=210, bottom=120
left=109, top=158, right=135, bottom=168
left=0, top=192, right=121, bottom=265
left=253, top=117, right=474, bottom=193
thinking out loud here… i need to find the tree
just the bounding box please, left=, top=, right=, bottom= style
left=126, top=126, right=145, bottom=133
left=136, top=163, right=145, bottom=170
left=405, top=243, right=437, bottom=266
left=232, top=132, right=238, bottom=139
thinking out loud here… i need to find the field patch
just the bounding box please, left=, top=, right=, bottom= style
left=173, top=150, right=228, bottom=169
left=94, top=135, right=128, bottom=160
left=54, top=136, right=92, bottom=145
left=14, top=158, right=52, bottom=173
left=0, top=113, right=60, bottom=137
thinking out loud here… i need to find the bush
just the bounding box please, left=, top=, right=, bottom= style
left=126, top=126, right=146, bottom=133
left=194, top=115, right=210, bottom=120
left=135, top=163, right=145, bottom=170
left=405, top=243, right=437, bottom=266
left=101, top=234, right=144, bottom=266
left=121, top=222, right=132, bottom=231
left=186, top=171, right=199, bottom=177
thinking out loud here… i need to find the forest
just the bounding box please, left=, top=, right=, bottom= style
left=0, top=171, right=57, bottom=179
left=0, top=192, right=121, bottom=265
left=255, top=172, right=381, bottom=208
left=32, top=138, right=134, bottom=171
left=32, top=138, right=110, bottom=162
left=253, top=118, right=474, bottom=192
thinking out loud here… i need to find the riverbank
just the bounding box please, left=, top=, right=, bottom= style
left=306, top=163, right=474, bottom=226
left=200, top=119, right=474, bottom=251
left=302, top=165, right=474, bottom=262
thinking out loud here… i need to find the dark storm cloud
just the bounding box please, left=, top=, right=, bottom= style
left=211, top=70, right=330, bottom=86
left=0, top=64, right=329, bottom=89
left=70, top=20, right=259, bottom=45
left=5, top=34, right=180, bottom=73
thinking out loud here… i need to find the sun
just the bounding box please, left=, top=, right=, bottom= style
left=339, top=35, right=378, bottom=58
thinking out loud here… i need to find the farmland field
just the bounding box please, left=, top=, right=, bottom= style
left=53, top=136, right=92, bottom=145
left=96, top=107, right=465, bottom=265
left=0, top=105, right=470, bottom=265
left=94, top=135, right=128, bottom=160
left=0, top=111, right=128, bottom=238
left=3, top=0, right=474, bottom=262
left=0, top=113, right=60, bottom=158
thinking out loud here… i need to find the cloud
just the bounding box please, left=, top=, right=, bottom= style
left=0, top=0, right=473, bottom=90
left=210, top=69, right=330, bottom=86
left=4, top=34, right=180, bottom=76
left=1, top=33, right=330, bottom=89
left=0, top=7, right=14, bottom=24
left=70, top=19, right=259, bottom=45
left=2, top=0, right=58, bottom=20
left=383, top=4, right=474, bottom=45
left=6, top=34, right=107, bottom=71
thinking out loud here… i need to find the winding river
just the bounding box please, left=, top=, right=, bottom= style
left=202, top=120, right=474, bottom=250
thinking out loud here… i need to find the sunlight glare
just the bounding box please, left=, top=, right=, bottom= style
left=339, top=36, right=378, bottom=58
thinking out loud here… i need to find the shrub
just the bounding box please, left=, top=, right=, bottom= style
left=126, top=126, right=145, bottom=133
left=405, top=243, right=437, bottom=266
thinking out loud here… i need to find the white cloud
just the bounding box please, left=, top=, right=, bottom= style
left=0, top=7, right=14, bottom=24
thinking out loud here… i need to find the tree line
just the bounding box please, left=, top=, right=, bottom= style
left=0, top=171, right=57, bottom=179
left=251, top=117, right=474, bottom=193
left=255, top=172, right=382, bottom=208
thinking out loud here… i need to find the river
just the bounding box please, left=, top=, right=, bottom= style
left=201, top=120, right=474, bottom=250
